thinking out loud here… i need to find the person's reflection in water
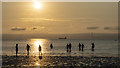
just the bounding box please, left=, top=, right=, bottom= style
left=39, top=53, right=42, bottom=60
left=16, top=44, right=18, bottom=57
left=15, top=56, right=18, bottom=67
left=92, top=48, right=94, bottom=52
left=66, top=51, right=71, bottom=57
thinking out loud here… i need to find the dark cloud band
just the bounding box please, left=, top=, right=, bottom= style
left=87, top=27, right=98, bottom=30
left=11, top=27, right=26, bottom=31
left=104, top=27, right=118, bottom=30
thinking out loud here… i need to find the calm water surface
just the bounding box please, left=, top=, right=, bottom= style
left=2, top=39, right=118, bottom=57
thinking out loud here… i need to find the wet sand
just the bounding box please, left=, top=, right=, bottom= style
left=2, top=55, right=120, bottom=68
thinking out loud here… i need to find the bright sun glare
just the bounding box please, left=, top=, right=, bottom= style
left=34, top=1, right=42, bottom=9
left=32, top=39, right=45, bottom=53
left=34, top=40, right=42, bottom=47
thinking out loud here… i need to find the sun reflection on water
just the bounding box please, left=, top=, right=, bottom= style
left=35, top=62, right=40, bottom=66
left=34, top=40, right=42, bottom=48
left=30, top=39, right=47, bottom=55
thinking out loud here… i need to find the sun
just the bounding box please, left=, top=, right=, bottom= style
left=34, top=1, right=42, bottom=9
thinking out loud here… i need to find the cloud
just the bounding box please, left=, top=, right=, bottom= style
left=87, top=27, right=99, bottom=30
left=104, top=27, right=118, bottom=30
left=20, top=17, right=97, bottom=23
left=20, top=18, right=71, bottom=22
left=32, top=27, right=37, bottom=30
left=11, top=27, right=26, bottom=31
left=104, top=27, right=111, bottom=30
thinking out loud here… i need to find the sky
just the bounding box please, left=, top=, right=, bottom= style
left=2, top=2, right=118, bottom=35
left=1, top=0, right=119, bottom=2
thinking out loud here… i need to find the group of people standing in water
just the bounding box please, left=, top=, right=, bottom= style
left=15, top=44, right=31, bottom=57
left=78, top=43, right=95, bottom=51
left=15, top=42, right=95, bottom=57
left=15, top=44, right=42, bottom=57
left=66, top=43, right=72, bottom=52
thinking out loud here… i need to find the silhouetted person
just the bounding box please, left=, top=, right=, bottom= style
left=66, top=44, right=69, bottom=52
left=16, top=44, right=18, bottom=57
left=39, top=45, right=42, bottom=55
left=26, top=44, right=30, bottom=56
left=91, top=43, right=95, bottom=51
left=69, top=43, right=72, bottom=52
left=50, top=43, right=53, bottom=49
left=79, top=43, right=82, bottom=51
left=81, top=44, right=84, bottom=51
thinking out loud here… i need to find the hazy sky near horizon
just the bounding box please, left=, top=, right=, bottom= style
left=2, top=2, right=118, bottom=34
left=2, top=0, right=119, bottom=2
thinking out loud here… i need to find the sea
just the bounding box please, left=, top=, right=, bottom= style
left=2, top=39, right=118, bottom=57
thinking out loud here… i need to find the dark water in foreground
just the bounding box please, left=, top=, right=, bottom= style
left=2, top=55, right=120, bottom=67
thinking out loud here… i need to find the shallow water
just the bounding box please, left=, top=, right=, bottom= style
left=2, top=39, right=118, bottom=57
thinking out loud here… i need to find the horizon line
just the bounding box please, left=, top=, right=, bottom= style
left=1, top=0, right=119, bottom=2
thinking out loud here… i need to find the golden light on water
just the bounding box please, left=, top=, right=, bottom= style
left=34, top=40, right=42, bottom=48
left=35, top=62, right=40, bottom=66
left=31, top=39, right=47, bottom=54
